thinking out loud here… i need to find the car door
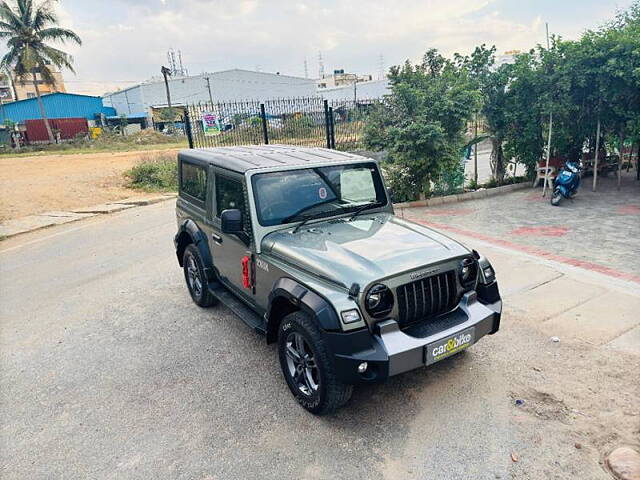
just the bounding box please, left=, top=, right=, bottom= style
left=208, top=168, right=254, bottom=302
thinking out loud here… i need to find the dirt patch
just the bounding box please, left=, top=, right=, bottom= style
left=502, top=313, right=640, bottom=479
left=0, top=149, right=180, bottom=221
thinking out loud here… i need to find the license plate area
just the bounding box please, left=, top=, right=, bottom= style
left=425, top=327, right=475, bottom=365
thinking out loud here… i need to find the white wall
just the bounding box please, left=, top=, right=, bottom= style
left=104, top=69, right=316, bottom=116
left=318, top=79, right=390, bottom=102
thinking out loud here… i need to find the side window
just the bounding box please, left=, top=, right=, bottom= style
left=216, top=175, right=245, bottom=218
left=181, top=162, right=207, bottom=203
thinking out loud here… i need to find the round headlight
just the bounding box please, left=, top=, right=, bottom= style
left=365, top=284, right=394, bottom=318
left=458, top=257, right=477, bottom=288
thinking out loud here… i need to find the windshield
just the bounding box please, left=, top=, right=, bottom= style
left=251, top=162, right=387, bottom=226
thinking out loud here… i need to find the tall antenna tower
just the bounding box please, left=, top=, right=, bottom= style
left=178, top=50, right=187, bottom=76
left=318, top=52, right=324, bottom=79
left=304, top=57, right=309, bottom=78
left=166, top=48, right=187, bottom=76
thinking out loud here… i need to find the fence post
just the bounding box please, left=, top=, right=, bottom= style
left=260, top=103, right=269, bottom=145
left=328, top=106, right=336, bottom=149
left=323, top=100, right=331, bottom=149
left=184, top=106, right=194, bottom=149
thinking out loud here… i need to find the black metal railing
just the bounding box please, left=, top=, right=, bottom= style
left=184, top=96, right=377, bottom=151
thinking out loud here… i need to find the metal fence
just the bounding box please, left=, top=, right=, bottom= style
left=184, top=96, right=377, bottom=151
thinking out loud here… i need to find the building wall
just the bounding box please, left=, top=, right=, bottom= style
left=0, top=93, right=116, bottom=123
left=103, top=69, right=316, bottom=116
left=318, top=79, right=390, bottom=102
left=12, top=71, right=66, bottom=101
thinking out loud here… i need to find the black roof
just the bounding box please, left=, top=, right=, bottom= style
left=178, top=145, right=369, bottom=173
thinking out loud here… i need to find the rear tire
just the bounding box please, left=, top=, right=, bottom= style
left=278, top=311, right=353, bottom=415
left=183, top=244, right=217, bottom=307
left=551, top=189, right=562, bottom=206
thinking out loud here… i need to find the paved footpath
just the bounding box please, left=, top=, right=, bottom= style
left=403, top=170, right=640, bottom=283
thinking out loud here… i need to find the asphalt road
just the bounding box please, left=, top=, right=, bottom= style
left=0, top=200, right=512, bottom=479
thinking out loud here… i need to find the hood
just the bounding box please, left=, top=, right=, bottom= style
left=261, top=212, right=470, bottom=288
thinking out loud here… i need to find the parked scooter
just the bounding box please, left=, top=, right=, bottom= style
left=551, top=160, right=581, bottom=206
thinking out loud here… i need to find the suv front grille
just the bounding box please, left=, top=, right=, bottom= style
left=396, top=271, right=459, bottom=327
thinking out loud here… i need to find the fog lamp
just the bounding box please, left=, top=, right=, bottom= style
left=358, top=362, right=368, bottom=373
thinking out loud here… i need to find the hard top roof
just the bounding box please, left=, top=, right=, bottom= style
left=178, top=145, right=371, bottom=173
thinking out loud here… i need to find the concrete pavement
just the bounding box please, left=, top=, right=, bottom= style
left=1, top=199, right=638, bottom=479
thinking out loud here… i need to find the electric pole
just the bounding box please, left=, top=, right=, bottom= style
left=474, top=111, right=478, bottom=186
left=542, top=22, right=554, bottom=198
left=161, top=66, right=172, bottom=108
left=205, top=76, right=213, bottom=104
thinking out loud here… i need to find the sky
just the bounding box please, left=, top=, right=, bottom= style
left=31, top=0, right=636, bottom=96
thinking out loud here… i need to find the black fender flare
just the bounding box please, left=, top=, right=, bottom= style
left=266, top=277, right=341, bottom=343
left=174, top=219, right=214, bottom=277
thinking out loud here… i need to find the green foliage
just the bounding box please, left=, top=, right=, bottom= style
left=125, top=152, right=178, bottom=192
left=0, top=0, right=81, bottom=86
left=118, top=114, right=128, bottom=134
left=432, top=162, right=466, bottom=197
left=364, top=50, right=478, bottom=199
left=380, top=162, right=419, bottom=203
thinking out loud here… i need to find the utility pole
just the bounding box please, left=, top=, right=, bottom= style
left=353, top=77, right=357, bottom=103
left=205, top=76, right=213, bottom=104
left=542, top=22, right=554, bottom=198
left=474, top=111, right=479, bottom=186
left=161, top=66, right=172, bottom=108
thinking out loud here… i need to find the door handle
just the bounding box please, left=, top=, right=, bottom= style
left=212, top=233, right=223, bottom=244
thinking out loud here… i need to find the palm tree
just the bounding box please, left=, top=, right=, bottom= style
left=0, top=0, right=81, bottom=142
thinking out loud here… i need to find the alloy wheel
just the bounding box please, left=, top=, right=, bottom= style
left=284, top=332, right=319, bottom=396
left=186, top=255, right=203, bottom=298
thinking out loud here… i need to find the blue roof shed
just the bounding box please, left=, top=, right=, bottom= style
left=0, top=92, right=116, bottom=123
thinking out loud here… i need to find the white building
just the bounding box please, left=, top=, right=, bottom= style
left=319, top=79, right=390, bottom=102
left=103, top=69, right=316, bottom=116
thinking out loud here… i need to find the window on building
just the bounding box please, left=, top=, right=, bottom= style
left=180, top=162, right=207, bottom=203
left=216, top=175, right=245, bottom=217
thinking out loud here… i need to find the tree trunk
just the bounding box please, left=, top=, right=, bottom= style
left=617, top=130, right=624, bottom=190
left=33, top=71, right=54, bottom=143
left=490, top=137, right=505, bottom=185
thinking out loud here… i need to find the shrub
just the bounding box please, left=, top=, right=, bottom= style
left=125, top=152, right=178, bottom=191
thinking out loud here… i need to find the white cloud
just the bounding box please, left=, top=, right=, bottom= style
left=37, top=0, right=618, bottom=96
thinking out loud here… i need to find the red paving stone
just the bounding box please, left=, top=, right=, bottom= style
left=412, top=218, right=640, bottom=285
left=509, top=226, right=570, bottom=237
left=616, top=204, right=640, bottom=215
left=422, top=208, right=475, bottom=216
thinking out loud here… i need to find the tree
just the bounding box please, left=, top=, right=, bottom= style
left=0, top=0, right=81, bottom=142
left=365, top=49, right=478, bottom=199
left=458, top=44, right=514, bottom=184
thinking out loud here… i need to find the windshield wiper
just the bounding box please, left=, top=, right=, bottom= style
left=348, top=201, right=381, bottom=221
left=282, top=198, right=336, bottom=224
left=291, top=208, right=346, bottom=233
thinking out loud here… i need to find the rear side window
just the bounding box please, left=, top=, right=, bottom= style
left=216, top=175, right=245, bottom=217
left=181, top=162, right=207, bottom=202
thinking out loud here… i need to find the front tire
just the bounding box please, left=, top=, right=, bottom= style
left=278, top=311, right=353, bottom=415
left=183, top=244, right=217, bottom=307
left=551, top=189, right=562, bottom=206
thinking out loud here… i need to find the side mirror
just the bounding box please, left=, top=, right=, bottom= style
left=221, top=209, right=243, bottom=233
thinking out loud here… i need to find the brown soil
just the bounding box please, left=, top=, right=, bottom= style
left=501, top=308, right=640, bottom=480
left=0, top=149, right=180, bottom=221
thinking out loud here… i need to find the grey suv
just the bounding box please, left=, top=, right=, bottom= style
left=174, top=145, right=502, bottom=414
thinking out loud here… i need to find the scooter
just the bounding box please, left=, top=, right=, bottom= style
left=551, top=160, right=581, bottom=206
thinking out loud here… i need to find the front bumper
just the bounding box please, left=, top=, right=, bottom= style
left=325, top=290, right=501, bottom=384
